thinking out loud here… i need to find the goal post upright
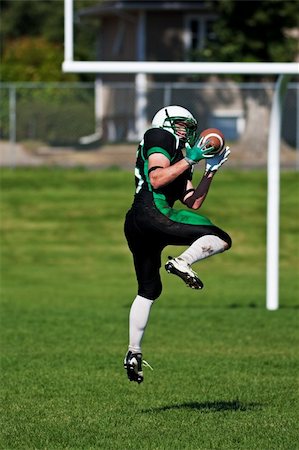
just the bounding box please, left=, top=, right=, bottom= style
left=266, top=74, right=292, bottom=311
left=64, top=0, right=73, bottom=62
left=63, top=0, right=299, bottom=310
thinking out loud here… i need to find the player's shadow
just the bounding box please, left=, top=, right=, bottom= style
left=228, top=303, right=299, bottom=309
left=142, top=400, right=262, bottom=413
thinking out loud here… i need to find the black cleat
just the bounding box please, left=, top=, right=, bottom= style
left=124, top=351, right=144, bottom=384
left=165, top=256, right=204, bottom=289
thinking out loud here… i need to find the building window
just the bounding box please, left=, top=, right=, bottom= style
left=210, top=111, right=245, bottom=141
left=184, top=15, right=216, bottom=60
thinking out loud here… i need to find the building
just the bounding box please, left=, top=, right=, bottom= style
left=77, top=0, right=217, bottom=74
left=75, top=1, right=297, bottom=149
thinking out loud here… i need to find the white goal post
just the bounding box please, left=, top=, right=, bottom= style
left=63, top=0, right=298, bottom=311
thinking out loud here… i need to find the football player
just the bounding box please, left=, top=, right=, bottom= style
left=124, top=105, right=231, bottom=383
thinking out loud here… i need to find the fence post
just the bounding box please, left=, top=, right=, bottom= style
left=163, top=83, right=172, bottom=106
left=135, top=73, right=147, bottom=140
left=9, top=84, right=17, bottom=168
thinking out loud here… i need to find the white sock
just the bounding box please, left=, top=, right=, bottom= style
left=128, top=295, right=154, bottom=353
left=178, top=235, right=228, bottom=265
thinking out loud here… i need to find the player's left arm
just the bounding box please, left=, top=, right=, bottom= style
left=182, top=173, right=215, bottom=210
left=182, top=147, right=231, bottom=210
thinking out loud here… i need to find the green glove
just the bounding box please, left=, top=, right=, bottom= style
left=185, top=137, right=215, bottom=165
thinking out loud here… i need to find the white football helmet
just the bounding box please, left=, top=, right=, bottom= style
left=151, top=105, right=197, bottom=145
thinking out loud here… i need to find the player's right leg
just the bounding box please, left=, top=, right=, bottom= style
left=124, top=210, right=163, bottom=383
left=124, top=350, right=144, bottom=384
left=165, top=256, right=204, bottom=289
left=161, top=222, right=232, bottom=289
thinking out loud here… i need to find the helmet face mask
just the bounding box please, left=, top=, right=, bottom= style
left=151, top=106, right=197, bottom=146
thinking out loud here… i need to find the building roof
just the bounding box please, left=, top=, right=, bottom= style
left=78, top=1, right=207, bottom=17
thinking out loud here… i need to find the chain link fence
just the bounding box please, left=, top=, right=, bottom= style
left=0, top=81, right=298, bottom=168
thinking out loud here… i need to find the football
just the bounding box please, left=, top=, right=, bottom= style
left=199, top=128, right=225, bottom=155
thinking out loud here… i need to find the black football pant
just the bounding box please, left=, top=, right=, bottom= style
left=124, top=205, right=231, bottom=301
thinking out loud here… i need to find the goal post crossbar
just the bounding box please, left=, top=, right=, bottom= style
left=62, top=61, right=298, bottom=75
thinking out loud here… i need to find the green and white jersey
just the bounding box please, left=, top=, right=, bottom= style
left=134, top=127, right=192, bottom=206
left=132, top=127, right=213, bottom=226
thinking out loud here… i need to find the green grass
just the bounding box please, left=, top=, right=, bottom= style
left=1, top=167, right=298, bottom=449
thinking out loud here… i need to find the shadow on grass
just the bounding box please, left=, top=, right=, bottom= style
left=228, top=303, right=299, bottom=309
left=142, top=400, right=263, bottom=413
left=124, top=302, right=299, bottom=310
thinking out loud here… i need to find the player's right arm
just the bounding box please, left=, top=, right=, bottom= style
left=144, top=128, right=190, bottom=189
left=148, top=153, right=190, bottom=189
left=146, top=128, right=213, bottom=190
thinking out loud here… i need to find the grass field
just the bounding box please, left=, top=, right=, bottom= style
left=1, top=167, right=298, bottom=449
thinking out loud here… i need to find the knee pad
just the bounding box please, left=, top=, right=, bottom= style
left=215, top=229, right=232, bottom=250
left=224, top=234, right=232, bottom=250
left=138, top=278, right=162, bottom=301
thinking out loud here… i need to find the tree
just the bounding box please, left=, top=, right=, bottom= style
left=1, top=36, right=78, bottom=82
left=0, top=0, right=100, bottom=82
left=199, top=0, right=299, bottom=65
